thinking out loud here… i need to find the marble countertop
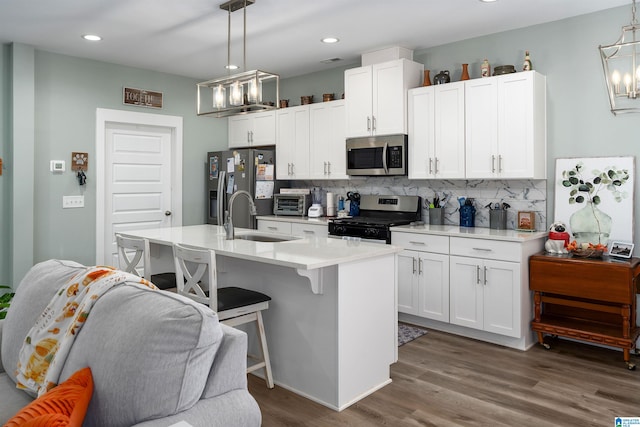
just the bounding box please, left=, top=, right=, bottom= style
left=390, top=224, right=547, bottom=242
left=256, top=215, right=333, bottom=225
left=122, top=224, right=400, bottom=270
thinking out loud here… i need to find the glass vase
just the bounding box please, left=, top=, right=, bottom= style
left=569, top=202, right=612, bottom=245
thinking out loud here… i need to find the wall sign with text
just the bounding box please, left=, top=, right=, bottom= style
left=123, top=87, right=163, bottom=109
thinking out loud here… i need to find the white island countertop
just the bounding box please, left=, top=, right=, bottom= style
left=122, top=224, right=401, bottom=270
left=391, top=224, right=547, bottom=242
left=256, top=215, right=332, bottom=225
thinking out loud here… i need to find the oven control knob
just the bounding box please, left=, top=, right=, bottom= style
left=365, top=228, right=379, bottom=237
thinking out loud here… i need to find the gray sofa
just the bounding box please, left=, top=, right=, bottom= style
left=0, top=259, right=261, bottom=427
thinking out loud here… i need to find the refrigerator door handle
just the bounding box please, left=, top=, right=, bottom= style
left=217, top=171, right=226, bottom=225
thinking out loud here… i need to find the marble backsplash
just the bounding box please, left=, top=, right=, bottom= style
left=292, top=178, right=547, bottom=231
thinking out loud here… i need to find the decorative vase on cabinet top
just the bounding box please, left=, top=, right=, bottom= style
left=423, top=70, right=432, bottom=86
left=434, top=70, right=450, bottom=85
left=461, top=64, right=470, bottom=81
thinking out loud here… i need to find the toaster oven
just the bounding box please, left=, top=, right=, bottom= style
left=273, top=194, right=311, bottom=216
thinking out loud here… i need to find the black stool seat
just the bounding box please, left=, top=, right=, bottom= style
left=150, top=272, right=177, bottom=290
left=217, top=287, right=271, bottom=312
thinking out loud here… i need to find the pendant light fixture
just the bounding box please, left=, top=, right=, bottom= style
left=197, top=0, right=279, bottom=118
left=599, top=0, right=640, bottom=115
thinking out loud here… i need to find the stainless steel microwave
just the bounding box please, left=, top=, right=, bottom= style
left=346, top=134, right=408, bottom=176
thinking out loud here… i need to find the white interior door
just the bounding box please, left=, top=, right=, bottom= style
left=96, top=108, right=182, bottom=266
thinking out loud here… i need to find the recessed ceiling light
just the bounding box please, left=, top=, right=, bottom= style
left=321, top=37, right=339, bottom=44
left=225, top=64, right=239, bottom=70
left=81, top=34, right=102, bottom=41
left=479, top=0, right=497, bottom=2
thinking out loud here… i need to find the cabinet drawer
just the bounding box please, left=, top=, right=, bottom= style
left=291, top=222, right=328, bottom=237
left=450, top=237, right=521, bottom=262
left=257, top=220, right=292, bottom=235
left=392, top=232, right=449, bottom=254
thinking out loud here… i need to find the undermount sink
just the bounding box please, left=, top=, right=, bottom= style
left=235, top=234, right=298, bottom=243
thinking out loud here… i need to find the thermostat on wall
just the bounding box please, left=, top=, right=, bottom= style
left=50, top=160, right=65, bottom=173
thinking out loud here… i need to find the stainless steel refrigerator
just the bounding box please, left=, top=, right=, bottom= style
left=207, top=147, right=278, bottom=229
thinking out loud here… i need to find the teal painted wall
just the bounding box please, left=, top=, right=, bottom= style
left=28, top=51, right=225, bottom=267
left=2, top=5, right=639, bottom=282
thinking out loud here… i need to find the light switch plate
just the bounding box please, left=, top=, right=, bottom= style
left=50, top=160, right=65, bottom=173
left=63, top=195, right=84, bottom=209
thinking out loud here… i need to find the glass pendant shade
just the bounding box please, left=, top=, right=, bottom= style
left=248, top=77, right=262, bottom=103
left=599, top=0, right=640, bottom=114
left=229, top=81, right=244, bottom=106
left=213, top=84, right=226, bottom=109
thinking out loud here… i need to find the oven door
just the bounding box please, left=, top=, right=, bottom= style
left=328, top=235, right=388, bottom=244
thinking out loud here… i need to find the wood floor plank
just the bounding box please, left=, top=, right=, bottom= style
left=249, top=329, right=639, bottom=426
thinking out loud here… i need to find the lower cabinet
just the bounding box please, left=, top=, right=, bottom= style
left=397, top=250, right=449, bottom=322
left=449, top=255, right=521, bottom=338
left=393, top=233, right=449, bottom=322
left=257, top=219, right=328, bottom=237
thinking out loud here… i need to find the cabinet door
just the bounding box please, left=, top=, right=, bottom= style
left=408, top=86, right=435, bottom=179
left=465, top=77, right=498, bottom=178
left=483, top=259, right=521, bottom=338
left=434, top=82, right=466, bottom=179
left=228, top=115, right=252, bottom=148
left=344, top=66, right=373, bottom=137
left=449, top=255, right=483, bottom=330
left=417, top=252, right=450, bottom=322
left=309, top=103, right=329, bottom=179
left=251, top=111, right=276, bottom=146
left=276, top=106, right=309, bottom=179
left=497, top=72, right=534, bottom=178
left=326, top=101, right=348, bottom=179
left=257, top=220, right=292, bottom=235
left=397, top=250, right=419, bottom=315
left=372, top=61, right=406, bottom=136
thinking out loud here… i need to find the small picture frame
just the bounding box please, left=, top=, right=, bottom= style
left=517, top=211, right=536, bottom=231
left=608, top=241, right=634, bottom=259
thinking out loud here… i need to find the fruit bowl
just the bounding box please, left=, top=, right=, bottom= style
left=570, top=248, right=604, bottom=259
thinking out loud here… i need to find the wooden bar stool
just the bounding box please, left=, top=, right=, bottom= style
left=172, top=243, right=274, bottom=388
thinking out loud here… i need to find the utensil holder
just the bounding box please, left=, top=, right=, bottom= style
left=429, top=207, right=445, bottom=225
left=459, top=205, right=475, bottom=227
left=490, top=210, right=508, bottom=230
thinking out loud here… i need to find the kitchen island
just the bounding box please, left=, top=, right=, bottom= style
left=121, top=224, right=401, bottom=411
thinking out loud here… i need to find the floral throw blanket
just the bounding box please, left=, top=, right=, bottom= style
left=15, top=265, right=157, bottom=396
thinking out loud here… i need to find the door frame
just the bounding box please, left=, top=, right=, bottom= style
left=95, top=108, right=183, bottom=265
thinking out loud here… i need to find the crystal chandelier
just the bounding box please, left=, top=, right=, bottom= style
left=197, top=0, right=279, bottom=118
left=599, top=0, right=640, bottom=115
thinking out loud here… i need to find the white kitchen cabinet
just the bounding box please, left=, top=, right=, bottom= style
left=465, top=71, right=546, bottom=179
left=392, top=233, right=450, bottom=322
left=344, top=59, right=423, bottom=138
left=276, top=105, right=310, bottom=180
left=449, top=238, right=521, bottom=338
left=257, top=220, right=292, bottom=235
left=228, top=110, right=276, bottom=148
left=309, top=100, right=348, bottom=180
left=408, top=82, right=465, bottom=179
left=291, top=222, right=328, bottom=238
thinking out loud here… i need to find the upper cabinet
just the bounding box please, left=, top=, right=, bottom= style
left=228, top=110, right=276, bottom=148
left=309, top=100, right=348, bottom=180
left=465, top=71, right=546, bottom=179
left=408, top=82, right=465, bottom=179
left=344, top=59, right=423, bottom=138
left=276, top=105, right=310, bottom=180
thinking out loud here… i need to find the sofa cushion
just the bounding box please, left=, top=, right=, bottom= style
left=59, top=284, right=223, bottom=427
left=1, top=260, right=86, bottom=389
left=4, top=366, right=93, bottom=427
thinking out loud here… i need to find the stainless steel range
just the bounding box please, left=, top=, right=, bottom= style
left=328, top=195, right=422, bottom=244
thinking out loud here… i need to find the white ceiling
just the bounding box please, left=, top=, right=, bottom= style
left=0, top=0, right=630, bottom=80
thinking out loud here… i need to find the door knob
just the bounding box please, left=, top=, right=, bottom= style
left=165, top=210, right=172, bottom=216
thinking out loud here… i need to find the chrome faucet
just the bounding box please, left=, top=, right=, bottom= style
left=224, top=190, right=257, bottom=240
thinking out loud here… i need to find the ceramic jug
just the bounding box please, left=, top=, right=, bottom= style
left=434, top=70, right=450, bottom=85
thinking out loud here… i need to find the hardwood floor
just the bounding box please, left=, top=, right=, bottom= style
left=248, top=329, right=639, bottom=426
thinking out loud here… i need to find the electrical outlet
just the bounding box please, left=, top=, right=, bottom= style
left=63, top=195, right=84, bottom=209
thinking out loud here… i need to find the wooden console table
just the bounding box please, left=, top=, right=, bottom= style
left=529, top=253, right=640, bottom=369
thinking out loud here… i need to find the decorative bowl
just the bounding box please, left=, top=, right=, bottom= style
left=301, top=95, right=313, bottom=105
left=493, top=65, right=516, bottom=75
left=570, top=248, right=604, bottom=259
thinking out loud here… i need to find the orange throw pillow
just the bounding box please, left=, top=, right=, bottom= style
left=5, top=367, right=93, bottom=427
